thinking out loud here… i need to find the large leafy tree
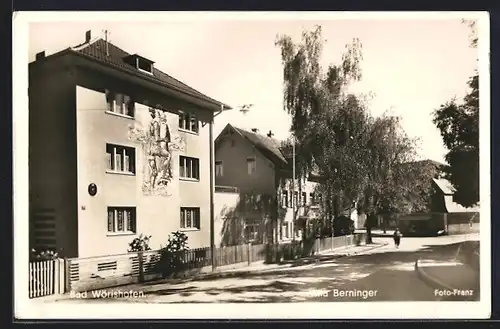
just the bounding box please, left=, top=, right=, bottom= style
left=432, top=76, right=479, bottom=208
left=276, top=26, right=435, bottom=242
left=432, top=20, right=479, bottom=208
left=275, top=26, right=365, bottom=220
left=362, top=114, right=436, bottom=233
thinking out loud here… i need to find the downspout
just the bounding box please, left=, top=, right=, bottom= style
left=209, top=106, right=219, bottom=271
left=292, top=135, right=296, bottom=241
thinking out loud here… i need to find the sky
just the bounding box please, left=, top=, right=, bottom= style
left=28, top=15, right=479, bottom=164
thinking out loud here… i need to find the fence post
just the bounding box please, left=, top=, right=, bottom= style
left=247, top=243, right=251, bottom=266
left=138, top=251, right=144, bottom=283
left=64, top=258, right=71, bottom=293
left=55, top=258, right=65, bottom=294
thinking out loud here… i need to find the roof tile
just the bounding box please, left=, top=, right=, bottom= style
left=72, top=39, right=225, bottom=107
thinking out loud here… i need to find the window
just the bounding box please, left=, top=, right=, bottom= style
left=282, top=191, right=289, bottom=208
left=231, top=139, right=236, bottom=147
left=302, top=192, right=307, bottom=206
left=124, top=55, right=154, bottom=75
left=179, top=112, right=199, bottom=133
left=215, top=161, right=223, bottom=177
left=105, top=90, right=135, bottom=117
left=310, top=193, right=315, bottom=204
left=107, top=207, right=136, bottom=234
left=244, top=218, right=260, bottom=242
left=283, top=222, right=290, bottom=239
left=318, top=193, right=323, bottom=204
left=137, top=57, right=153, bottom=74
left=247, top=158, right=256, bottom=175
left=293, top=191, right=298, bottom=207
left=106, top=144, right=135, bottom=174
left=179, top=156, right=200, bottom=180
left=180, top=207, right=200, bottom=229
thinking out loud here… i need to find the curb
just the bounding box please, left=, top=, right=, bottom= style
left=414, top=259, right=455, bottom=292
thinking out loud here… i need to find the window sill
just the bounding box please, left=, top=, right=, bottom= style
left=106, top=170, right=136, bottom=176
left=107, top=232, right=136, bottom=237
left=105, top=110, right=134, bottom=120
left=179, top=177, right=200, bottom=182
left=179, top=228, right=200, bottom=232
left=178, top=128, right=199, bottom=136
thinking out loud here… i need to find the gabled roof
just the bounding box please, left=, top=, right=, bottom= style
left=433, top=178, right=480, bottom=213
left=34, top=38, right=231, bottom=111
left=433, top=178, right=455, bottom=195
left=412, top=159, right=448, bottom=168
left=233, top=126, right=288, bottom=166
left=215, top=124, right=323, bottom=179
left=215, top=124, right=287, bottom=167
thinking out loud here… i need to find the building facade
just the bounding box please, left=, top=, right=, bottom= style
left=214, top=124, right=323, bottom=245
left=29, top=32, right=230, bottom=258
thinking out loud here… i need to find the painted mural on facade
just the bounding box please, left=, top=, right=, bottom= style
left=128, top=106, right=185, bottom=196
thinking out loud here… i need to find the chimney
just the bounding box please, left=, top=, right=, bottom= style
left=35, top=51, right=45, bottom=61
left=267, top=130, right=274, bottom=138
left=251, top=128, right=259, bottom=133
left=85, top=30, right=91, bottom=43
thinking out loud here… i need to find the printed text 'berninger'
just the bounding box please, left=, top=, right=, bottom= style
left=306, top=289, right=378, bottom=299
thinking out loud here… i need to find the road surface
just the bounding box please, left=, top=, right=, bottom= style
left=47, top=234, right=479, bottom=303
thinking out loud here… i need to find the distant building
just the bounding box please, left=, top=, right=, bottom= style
left=29, top=31, right=231, bottom=258
left=214, top=124, right=323, bottom=245
left=396, top=161, right=480, bottom=235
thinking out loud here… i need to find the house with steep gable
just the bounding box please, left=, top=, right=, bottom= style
left=214, top=124, right=324, bottom=245
left=29, top=31, right=231, bottom=258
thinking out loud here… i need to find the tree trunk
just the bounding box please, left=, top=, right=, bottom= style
left=366, top=212, right=375, bottom=244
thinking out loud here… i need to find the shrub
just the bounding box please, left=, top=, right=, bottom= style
left=30, top=249, right=59, bottom=261
left=264, top=240, right=306, bottom=263
left=156, top=231, right=189, bottom=277
left=282, top=241, right=303, bottom=260
left=128, top=234, right=152, bottom=252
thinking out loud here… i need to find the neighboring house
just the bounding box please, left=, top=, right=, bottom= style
left=398, top=176, right=480, bottom=235
left=214, top=124, right=323, bottom=245
left=29, top=31, right=231, bottom=258
left=431, top=178, right=480, bottom=214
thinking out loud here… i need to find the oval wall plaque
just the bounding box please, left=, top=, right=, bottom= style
left=88, top=183, right=97, bottom=196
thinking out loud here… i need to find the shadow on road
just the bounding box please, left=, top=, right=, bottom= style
left=129, top=240, right=479, bottom=303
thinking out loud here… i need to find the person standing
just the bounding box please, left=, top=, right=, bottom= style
left=393, top=228, right=402, bottom=248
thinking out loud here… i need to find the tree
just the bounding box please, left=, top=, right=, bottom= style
left=362, top=114, right=436, bottom=234
left=275, top=26, right=366, bottom=229
left=276, top=26, right=435, bottom=243
left=432, top=20, right=479, bottom=208
left=432, top=76, right=479, bottom=208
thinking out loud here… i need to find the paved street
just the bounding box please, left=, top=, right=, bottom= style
left=45, top=233, right=479, bottom=304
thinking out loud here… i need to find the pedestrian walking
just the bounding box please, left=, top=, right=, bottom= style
left=393, top=228, right=402, bottom=248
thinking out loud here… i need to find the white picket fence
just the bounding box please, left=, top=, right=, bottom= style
left=29, top=259, right=65, bottom=298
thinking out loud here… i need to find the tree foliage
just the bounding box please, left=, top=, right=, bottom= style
left=432, top=75, right=479, bottom=208
left=275, top=25, right=435, bottom=229
left=431, top=20, right=479, bottom=208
